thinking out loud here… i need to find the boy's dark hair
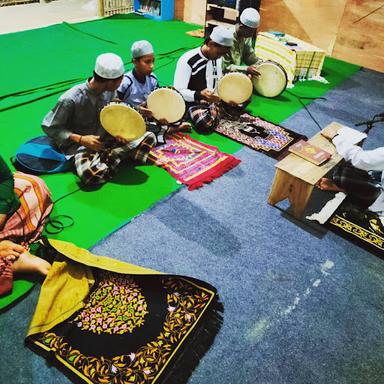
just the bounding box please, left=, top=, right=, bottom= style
left=93, top=70, right=110, bottom=83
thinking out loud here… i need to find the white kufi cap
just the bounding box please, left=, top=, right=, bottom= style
left=210, top=26, right=234, bottom=47
left=240, top=8, right=260, bottom=29
left=131, top=40, right=154, bottom=59
left=94, top=53, right=124, bottom=79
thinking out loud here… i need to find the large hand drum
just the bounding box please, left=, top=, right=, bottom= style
left=100, top=103, right=146, bottom=141
left=147, top=88, right=186, bottom=123
left=252, top=61, right=288, bottom=98
left=217, top=72, right=253, bottom=104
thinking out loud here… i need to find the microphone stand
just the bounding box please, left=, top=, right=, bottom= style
left=355, top=113, right=384, bottom=134
left=354, top=113, right=384, bottom=145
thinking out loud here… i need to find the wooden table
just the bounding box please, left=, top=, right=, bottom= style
left=268, top=122, right=344, bottom=218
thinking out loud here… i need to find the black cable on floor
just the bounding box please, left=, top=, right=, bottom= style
left=286, top=90, right=326, bottom=131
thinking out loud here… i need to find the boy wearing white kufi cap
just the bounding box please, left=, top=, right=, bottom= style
left=117, top=40, right=191, bottom=143
left=118, top=40, right=158, bottom=108
left=94, top=53, right=125, bottom=80
left=174, top=26, right=235, bottom=134
left=42, top=52, right=156, bottom=185
left=223, top=7, right=263, bottom=76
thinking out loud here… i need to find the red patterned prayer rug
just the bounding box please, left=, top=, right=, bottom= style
left=148, top=133, right=240, bottom=190
left=27, top=240, right=223, bottom=384
left=215, top=113, right=306, bottom=159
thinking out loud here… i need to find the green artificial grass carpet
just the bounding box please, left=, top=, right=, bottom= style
left=0, top=14, right=360, bottom=309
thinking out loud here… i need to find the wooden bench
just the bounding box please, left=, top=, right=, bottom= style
left=268, top=122, right=345, bottom=218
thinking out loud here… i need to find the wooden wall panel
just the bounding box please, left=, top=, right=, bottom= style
left=173, top=0, right=384, bottom=72
left=258, top=0, right=312, bottom=45
left=333, top=0, right=384, bottom=72
left=260, top=0, right=346, bottom=55
left=180, top=0, right=206, bottom=25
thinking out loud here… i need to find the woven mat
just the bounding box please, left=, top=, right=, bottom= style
left=215, top=113, right=306, bottom=159
left=328, top=201, right=384, bottom=256
left=28, top=245, right=222, bottom=384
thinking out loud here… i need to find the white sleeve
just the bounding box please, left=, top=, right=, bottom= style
left=173, top=56, right=196, bottom=103
left=217, top=57, right=223, bottom=79
left=333, top=135, right=384, bottom=171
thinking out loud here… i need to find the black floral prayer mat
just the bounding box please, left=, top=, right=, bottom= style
left=328, top=201, right=384, bottom=256
left=28, top=270, right=222, bottom=384
left=215, top=113, right=306, bottom=159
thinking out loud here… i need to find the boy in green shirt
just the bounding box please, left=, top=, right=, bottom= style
left=223, top=7, right=263, bottom=75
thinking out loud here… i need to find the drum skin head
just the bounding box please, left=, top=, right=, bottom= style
left=252, top=61, right=287, bottom=98
left=147, top=88, right=186, bottom=123
left=100, top=103, right=146, bottom=141
left=218, top=73, right=253, bottom=104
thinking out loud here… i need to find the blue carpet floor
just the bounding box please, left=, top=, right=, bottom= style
left=91, top=155, right=384, bottom=384
left=90, top=68, right=384, bottom=383
left=1, top=68, right=383, bottom=383
left=283, top=67, right=384, bottom=151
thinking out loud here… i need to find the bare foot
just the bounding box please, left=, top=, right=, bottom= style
left=179, top=122, right=192, bottom=132
left=316, top=178, right=346, bottom=192
left=0, top=240, right=25, bottom=261
left=168, top=122, right=192, bottom=134
left=12, top=251, right=51, bottom=276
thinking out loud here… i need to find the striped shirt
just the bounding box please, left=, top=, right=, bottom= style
left=174, top=47, right=223, bottom=103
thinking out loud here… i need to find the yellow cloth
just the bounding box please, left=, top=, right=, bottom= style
left=284, top=33, right=326, bottom=80
left=28, top=239, right=162, bottom=336
left=255, top=32, right=326, bottom=85
left=255, top=33, right=296, bottom=86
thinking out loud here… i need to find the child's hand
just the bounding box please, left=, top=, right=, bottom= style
left=157, top=118, right=169, bottom=125
left=247, top=66, right=261, bottom=77
left=115, top=135, right=130, bottom=144
left=81, top=135, right=103, bottom=151
left=201, top=89, right=221, bottom=104
left=139, top=106, right=153, bottom=119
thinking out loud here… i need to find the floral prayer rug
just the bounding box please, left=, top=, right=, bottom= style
left=27, top=240, right=222, bottom=384
left=215, top=113, right=306, bottom=159
left=328, top=201, right=384, bottom=256
left=148, top=133, right=240, bottom=190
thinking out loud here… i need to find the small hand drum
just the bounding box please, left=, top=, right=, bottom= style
left=100, top=103, right=146, bottom=141
left=252, top=61, right=288, bottom=98
left=146, top=87, right=186, bottom=123
left=217, top=72, right=253, bottom=104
